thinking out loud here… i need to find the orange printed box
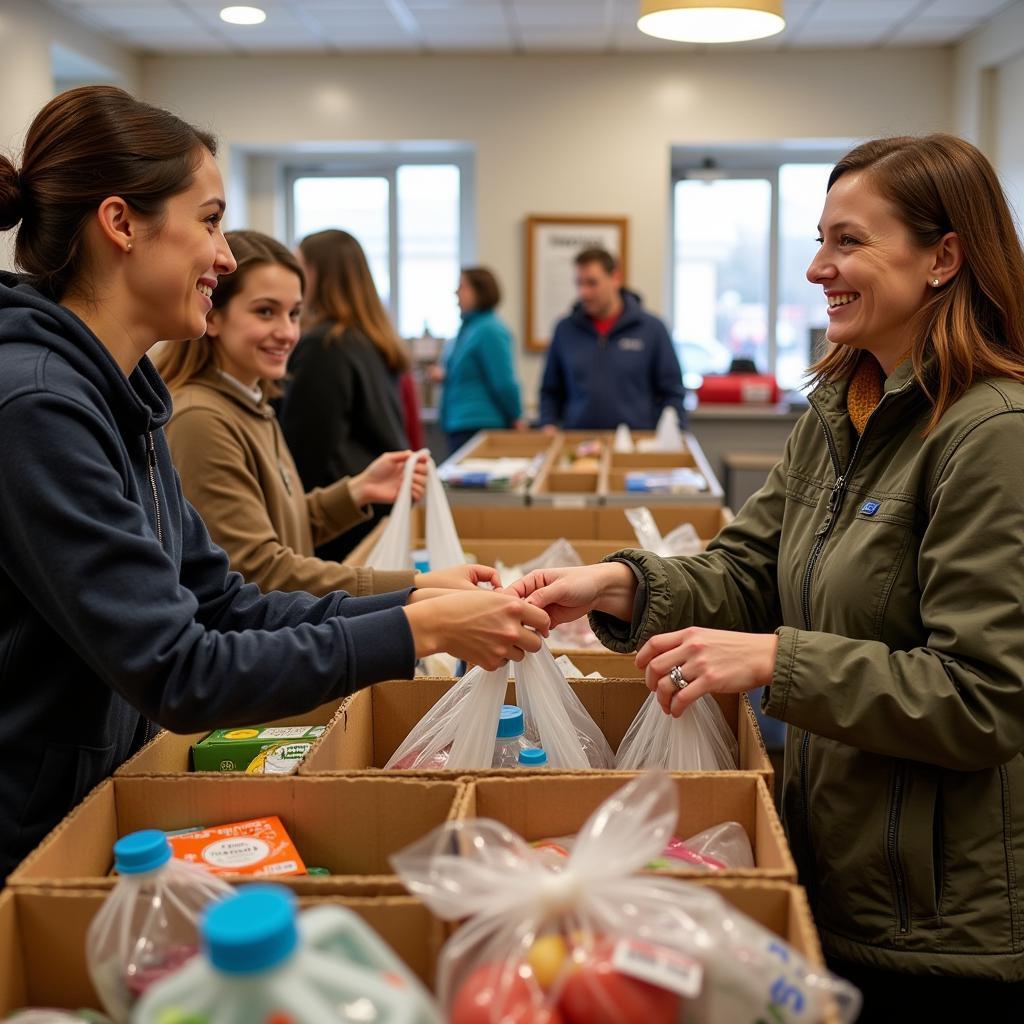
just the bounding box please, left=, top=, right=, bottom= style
left=167, top=815, right=306, bottom=878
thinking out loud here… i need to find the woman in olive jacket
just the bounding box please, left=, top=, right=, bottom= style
left=509, top=135, right=1024, bottom=1018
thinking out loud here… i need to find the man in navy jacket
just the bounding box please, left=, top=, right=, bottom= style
left=538, top=248, right=685, bottom=430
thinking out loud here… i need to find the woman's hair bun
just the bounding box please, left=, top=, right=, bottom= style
left=0, top=155, right=24, bottom=231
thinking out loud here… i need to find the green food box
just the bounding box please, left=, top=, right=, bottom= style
left=191, top=725, right=326, bottom=774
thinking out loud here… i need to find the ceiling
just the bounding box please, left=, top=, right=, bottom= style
left=45, top=0, right=1019, bottom=55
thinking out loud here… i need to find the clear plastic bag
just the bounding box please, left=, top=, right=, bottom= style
left=86, top=831, right=234, bottom=1023
left=532, top=820, right=754, bottom=874
left=134, top=885, right=441, bottom=1024
left=615, top=692, right=739, bottom=771
left=513, top=644, right=614, bottom=770
left=391, top=772, right=861, bottom=1024
left=637, top=407, right=684, bottom=452
left=626, top=506, right=703, bottom=558
left=366, top=450, right=464, bottom=571
left=384, top=664, right=509, bottom=770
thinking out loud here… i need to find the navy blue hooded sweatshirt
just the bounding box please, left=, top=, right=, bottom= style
left=0, top=274, right=416, bottom=882
left=539, top=290, right=686, bottom=430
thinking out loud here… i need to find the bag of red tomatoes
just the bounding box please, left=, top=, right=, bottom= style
left=391, top=772, right=861, bottom=1024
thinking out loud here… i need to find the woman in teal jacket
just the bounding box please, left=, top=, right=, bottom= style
left=438, top=267, right=524, bottom=454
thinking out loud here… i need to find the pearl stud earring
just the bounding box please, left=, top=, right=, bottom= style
left=931, top=277, right=940, bottom=287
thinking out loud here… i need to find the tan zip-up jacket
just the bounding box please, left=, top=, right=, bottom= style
left=166, top=368, right=414, bottom=597
left=593, top=359, right=1024, bottom=980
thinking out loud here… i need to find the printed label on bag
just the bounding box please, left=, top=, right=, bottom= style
left=611, top=938, right=704, bottom=998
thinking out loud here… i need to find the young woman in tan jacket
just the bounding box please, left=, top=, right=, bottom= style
left=157, top=230, right=497, bottom=597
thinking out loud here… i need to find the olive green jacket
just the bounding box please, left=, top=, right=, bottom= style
left=592, top=360, right=1024, bottom=980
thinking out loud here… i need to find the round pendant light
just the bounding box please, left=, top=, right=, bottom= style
left=638, top=0, right=785, bottom=44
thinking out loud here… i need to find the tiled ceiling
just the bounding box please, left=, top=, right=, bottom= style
left=44, top=0, right=1020, bottom=54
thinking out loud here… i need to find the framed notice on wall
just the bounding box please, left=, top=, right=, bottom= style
left=524, top=215, right=629, bottom=352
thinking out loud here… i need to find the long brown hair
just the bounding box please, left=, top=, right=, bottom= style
left=0, top=85, right=216, bottom=300
left=155, top=230, right=304, bottom=396
left=298, top=229, right=409, bottom=373
left=808, top=134, right=1024, bottom=433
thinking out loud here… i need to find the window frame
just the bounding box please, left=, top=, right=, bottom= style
left=284, top=150, right=475, bottom=337
left=670, top=144, right=852, bottom=387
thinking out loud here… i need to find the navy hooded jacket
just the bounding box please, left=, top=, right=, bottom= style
left=538, top=291, right=686, bottom=430
left=0, top=274, right=416, bottom=882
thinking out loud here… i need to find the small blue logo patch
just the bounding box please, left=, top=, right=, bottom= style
left=860, top=500, right=881, bottom=516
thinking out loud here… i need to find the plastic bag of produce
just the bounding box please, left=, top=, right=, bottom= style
left=392, top=772, right=861, bottom=1024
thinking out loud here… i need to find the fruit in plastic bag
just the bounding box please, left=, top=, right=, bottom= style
left=133, top=884, right=441, bottom=1024
left=451, top=963, right=564, bottom=1024
left=86, top=830, right=233, bottom=1023
left=391, top=772, right=862, bottom=1024
left=559, top=939, right=681, bottom=1024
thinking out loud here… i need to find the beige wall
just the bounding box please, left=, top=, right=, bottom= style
left=142, top=49, right=952, bottom=400
left=996, top=51, right=1024, bottom=224
left=0, top=0, right=139, bottom=268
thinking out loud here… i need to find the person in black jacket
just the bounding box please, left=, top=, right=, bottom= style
left=281, top=229, right=410, bottom=560
left=0, top=86, right=548, bottom=884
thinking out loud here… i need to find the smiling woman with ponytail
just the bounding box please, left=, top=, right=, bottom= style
left=0, top=87, right=548, bottom=884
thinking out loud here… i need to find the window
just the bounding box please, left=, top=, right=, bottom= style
left=287, top=156, right=469, bottom=339
left=672, top=150, right=847, bottom=392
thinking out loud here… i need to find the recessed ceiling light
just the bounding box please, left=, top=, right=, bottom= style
left=638, top=1, right=785, bottom=44
left=220, top=6, right=267, bottom=26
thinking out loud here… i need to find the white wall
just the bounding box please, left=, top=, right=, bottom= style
left=142, top=49, right=952, bottom=400
left=954, top=0, right=1024, bottom=229
left=0, top=0, right=140, bottom=268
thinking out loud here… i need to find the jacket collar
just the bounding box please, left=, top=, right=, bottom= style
left=569, top=289, right=645, bottom=335
left=191, top=364, right=274, bottom=420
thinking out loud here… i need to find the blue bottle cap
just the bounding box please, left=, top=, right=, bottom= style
left=496, top=704, right=525, bottom=739
left=202, top=885, right=298, bottom=975
left=113, top=830, right=172, bottom=875
left=518, top=748, right=549, bottom=766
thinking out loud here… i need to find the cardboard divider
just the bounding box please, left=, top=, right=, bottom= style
left=0, top=887, right=444, bottom=1017
left=528, top=434, right=611, bottom=507
left=461, top=772, right=796, bottom=880
left=7, top=774, right=469, bottom=894
left=114, top=698, right=346, bottom=777
left=344, top=503, right=736, bottom=567
left=298, top=676, right=773, bottom=788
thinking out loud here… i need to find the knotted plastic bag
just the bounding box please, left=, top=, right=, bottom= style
left=365, top=449, right=464, bottom=571
left=616, top=692, right=739, bottom=771
left=513, top=643, right=614, bottom=770
left=626, top=506, right=703, bottom=558
left=391, top=772, right=861, bottom=1024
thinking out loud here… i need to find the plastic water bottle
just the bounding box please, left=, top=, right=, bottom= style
left=86, top=830, right=233, bottom=1023
left=518, top=747, right=549, bottom=768
left=133, top=884, right=441, bottom=1024
left=492, top=705, right=532, bottom=767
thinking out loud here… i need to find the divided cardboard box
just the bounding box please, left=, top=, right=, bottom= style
left=461, top=772, right=796, bottom=881
left=0, top=886, right=444, bottom=1016
left=299, top=675, right=774, bottom=789
left=7, top=774, right=468, bottom=895
left=0, top=880, right=824, bottom=1019
left=115, top=698, right=345, bottom=777
left=345, top=503, right=735, bottom=568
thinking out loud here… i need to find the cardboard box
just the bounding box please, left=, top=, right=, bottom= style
left=528, top=434, right=611, bottom=507
left=344, top=504, right=735, bottom=567
left=115, top=699, right=344, bottom=777
left=0, top=883, right=829, bottom=1016
left=0, top=887, right=444, bottom=1017
left=299, top=676, right=773, bottom=788
left=603, top=431, right=725, bottom=507
left=462, top=772, right=795, bottom=881
left=7, top=774, right=468, bottom=894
